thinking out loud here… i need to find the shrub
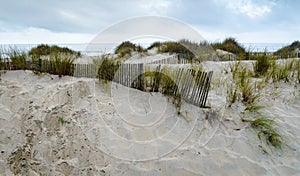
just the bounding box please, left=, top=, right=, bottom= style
left=275, top=41, right=300, bottom=58
left=212, top=38, right=246, bottom=56
left=29, top=44, right=81, bottom=59
left=147, top=41, right=162, bottom=50
left=159, top=41, right=194, bottom=61
left=115, top=41, right=145, bottom=57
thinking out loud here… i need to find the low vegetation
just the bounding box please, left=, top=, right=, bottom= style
left=7, top=47, right=28, bottom=70
left=97, top=58, right=120, bottom=81
left=29, top=44, right=81, bottom=59
left=243, top=117, right=284, bottom=149
left=253, top=53, right=272, bottom=77
left=115, top=41, right=145, bottom=58
left=212, top=38, right=246, bottom=56
left=143, top=67, right=182, bottom=114
left=275, top=41, right=300, bottom=58
left=49, top=54, right=76, bottom=77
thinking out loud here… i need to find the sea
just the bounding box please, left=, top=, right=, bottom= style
left=0, top=43, right=289, bottom=56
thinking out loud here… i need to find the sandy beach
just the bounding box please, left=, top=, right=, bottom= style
left=0, top=58, right=299, bottom=175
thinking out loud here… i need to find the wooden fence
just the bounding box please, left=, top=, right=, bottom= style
left=147, top=54, right=189, bottom=64
left=110, top=63, right=213, bottom=108
left=2, top=58, right=212, bottom=108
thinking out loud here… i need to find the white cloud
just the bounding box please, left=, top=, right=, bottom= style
left=0, top=27, right=94, bottom=44
left=138, top=0, right=172, bottom=15
left=217, top=0, right=273, bottom=18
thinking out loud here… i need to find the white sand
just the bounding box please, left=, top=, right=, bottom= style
left=0, top=61, right=299, bottom=175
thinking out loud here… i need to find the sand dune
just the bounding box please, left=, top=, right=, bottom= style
left=0, top=61, right=299, bottom=175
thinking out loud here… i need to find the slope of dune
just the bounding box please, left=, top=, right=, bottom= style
left=0, top=61, right=299, bottom=175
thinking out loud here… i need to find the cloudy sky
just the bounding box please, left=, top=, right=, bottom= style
left=0, top=0, right=299, bottom=44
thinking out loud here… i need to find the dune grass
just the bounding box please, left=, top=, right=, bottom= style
left=97, top=58, right=120, bottom=81
left=7, top=47, right=28, bottom=70
left=50, top=54, right=76, bottom=77
left=295, top=59, right=300, bottom=84
left=253, top=53, right=272, bottom=77
left=115, top=41, right=145, bottom=58
left=143, top=66, right=182, bottom=114
left=226, top=61, right=261, bottom=109
left=243, top=117, right=284, bottom=149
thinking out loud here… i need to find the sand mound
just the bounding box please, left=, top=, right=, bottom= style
left=0, top=69, right=299, bottom=175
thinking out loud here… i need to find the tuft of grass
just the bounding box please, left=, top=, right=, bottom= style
left=7, top=47, right=28, bottom=70
left=267, top=59, right=297, bottom=83
left=229, top=61, right=242, bottom=80
left=58, top=116, right=70, bottom=124
left=295, top=59, right=300, bottom=84
left=50, top=54, right=76, bottom=77
left=97, top=58, right=120, bottom=81
left=240, top=79, right=260, bottom=106
left=58, top=116, right=64, bottom=124
left=142, top=67, right=182, bottom=115
left=226, top=84, right=238, bottom=107
left=243, top=117, right=284, bottom=149
left=253, top=53, right=272, bottom=77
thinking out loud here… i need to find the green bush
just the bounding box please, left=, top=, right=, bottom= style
left=159, top=41, right=195, bottom=61
left=115, top=41, right=145, bottom=57
left=147, top=41, right=162, bottom=50
left=212, top=38, right=246, bottom=56
left=29, top=44, right=81, bottom=59
left=274, top=41, right=300, bottom=58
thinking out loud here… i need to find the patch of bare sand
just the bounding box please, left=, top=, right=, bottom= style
left=0, top=69, right=299, bottom=175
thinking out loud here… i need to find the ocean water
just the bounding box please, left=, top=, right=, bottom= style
left=0, top=43, right=289, bottom=56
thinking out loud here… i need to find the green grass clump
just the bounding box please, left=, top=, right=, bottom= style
left=142, top=67, right=182, bottom=114
left=240, top=79, right=260, bottom=106
left=226, top=85, right=238, bottom=107
left=226, top=61, right=261, bottom=109
left=265, top=59, right=299, bottom=83
left=49, top=54, right=76, bottom=77
left=7, top=48, right=27, bottom=70
left=98, top=58, right=120, bottom=81
left=243, top=117, right=284, bottom=149
left=253, top=53, right=272, bottom=77
left=295, top=59, right=300, bottom=84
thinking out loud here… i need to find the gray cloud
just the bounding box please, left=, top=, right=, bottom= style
left=0, top=0, right=299, bottom=43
